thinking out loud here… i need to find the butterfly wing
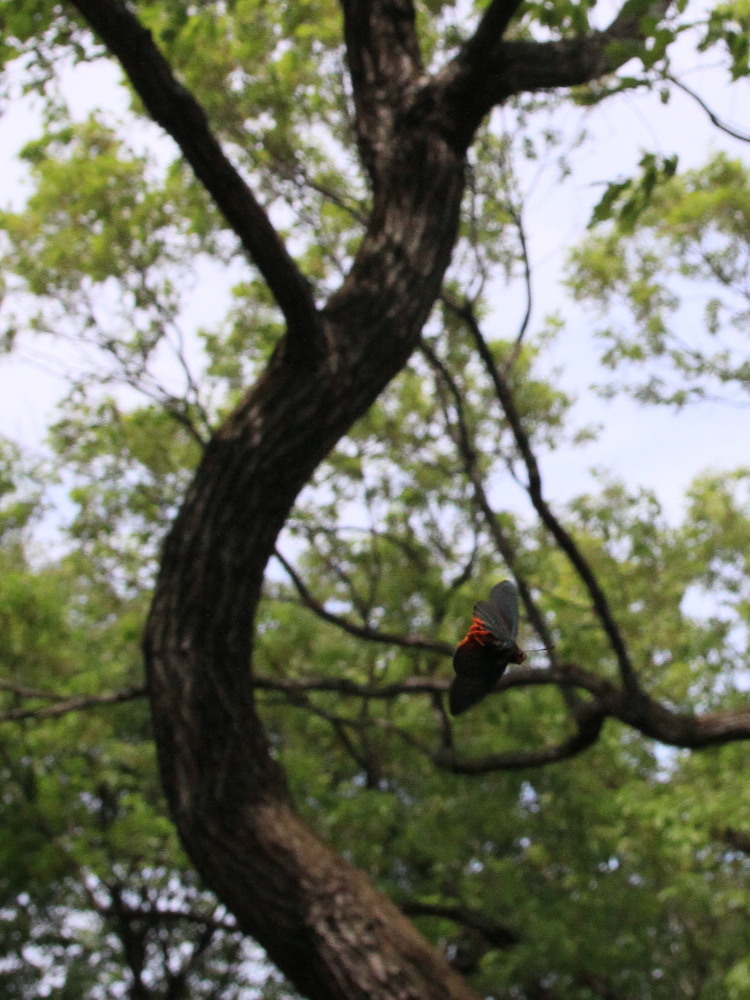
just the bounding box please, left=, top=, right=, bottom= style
left=449, top=665, right=502, bottom=715
left=473, top=580, right=519, bottom=641
left=453, top=629, right=504, bottom=676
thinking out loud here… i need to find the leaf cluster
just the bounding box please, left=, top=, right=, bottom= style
left=568, top=153, right=750, bottom=407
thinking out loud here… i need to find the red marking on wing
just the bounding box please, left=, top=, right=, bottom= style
left=457, top=617, right=495, bottom=650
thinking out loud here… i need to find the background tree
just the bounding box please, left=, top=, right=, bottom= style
left=1, top=0, right=750, bottom=998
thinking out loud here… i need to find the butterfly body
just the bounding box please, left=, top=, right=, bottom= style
left=449, top=581, right=526, bottom=715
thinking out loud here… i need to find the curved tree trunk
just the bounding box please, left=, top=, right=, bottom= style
left=144, top=125, right=478, bottom=999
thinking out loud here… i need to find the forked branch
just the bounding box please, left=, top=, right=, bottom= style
left=438, top=0, right=675, bottom=147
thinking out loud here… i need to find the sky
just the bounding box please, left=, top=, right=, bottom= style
left=0, top=19, right=749, bottom=530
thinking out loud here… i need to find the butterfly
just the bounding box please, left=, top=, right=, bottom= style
left=449, top=580, right=527, bottom=715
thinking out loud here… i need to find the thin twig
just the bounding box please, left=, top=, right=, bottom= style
left=667, top=74, right=750, bottom=144
left=273, top=549, right=453, bottom=656
left=419, top=338, right=558, bottom=660
left=500, top=200, right=533, bottom=373
left=445, top=296, right=639, bottom=694
left=0, top=685, right=147, bottom=723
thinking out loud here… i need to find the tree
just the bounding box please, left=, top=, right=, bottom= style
left=1, top=1, right=750, bottom=998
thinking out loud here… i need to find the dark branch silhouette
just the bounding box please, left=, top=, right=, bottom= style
left=439, top=0, right=674, bottom=145
left=400, top=900, right=521, bottom=949
left=420, top=335, right=559, bottom=660
left=274, top=548, right=453, bottom=656
left=67, top=0, right=322, bottom=358
left=445, top=296, right=640, bottom=694
left=0, top=684, right=148, bottom=723
left=667, top=74, right=750, bottom=144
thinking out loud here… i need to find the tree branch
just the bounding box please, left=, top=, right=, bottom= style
left=0, top=685, right=148, bottom=723
left=666, top=73, right=750, bottom=143
left=255, top=673, right=449, bottom=700
left=460, top=0, right=528, bottom=70
left=266, top=552, right=750, bottom=757
left=420, top=336, right=558, bottom=660
left=437, top=0, right=674, bottom=147
left=6, top=662, right=748, bottom=768
left=444, top=297, right=639, bottom=694
left=254, top=665, right=602, bottom=706
left=615, top=692, right=750, bottom=748
left=66, top=0, right=322, bottom=359
left=434, top=704, right=607, bottom=773
left=500, top=200, right=534, bottom=373
left=99, top=899, right=240, bottom=934
left=261, top=620, right=750, bottom=768
left=400, top=900, right=521, bottom=949
left=274, top=548, right=453, bottom=656
left=340, top=0, right=423, bottom=183
left=0, top=678, right=67, bottom=701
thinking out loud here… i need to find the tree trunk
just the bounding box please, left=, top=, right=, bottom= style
left=144, top=122, right=481, bottom=999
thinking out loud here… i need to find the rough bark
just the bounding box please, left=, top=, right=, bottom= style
left=63, top=0, right=677, bottom=997
left=143, top=136, right=473, bottom=998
